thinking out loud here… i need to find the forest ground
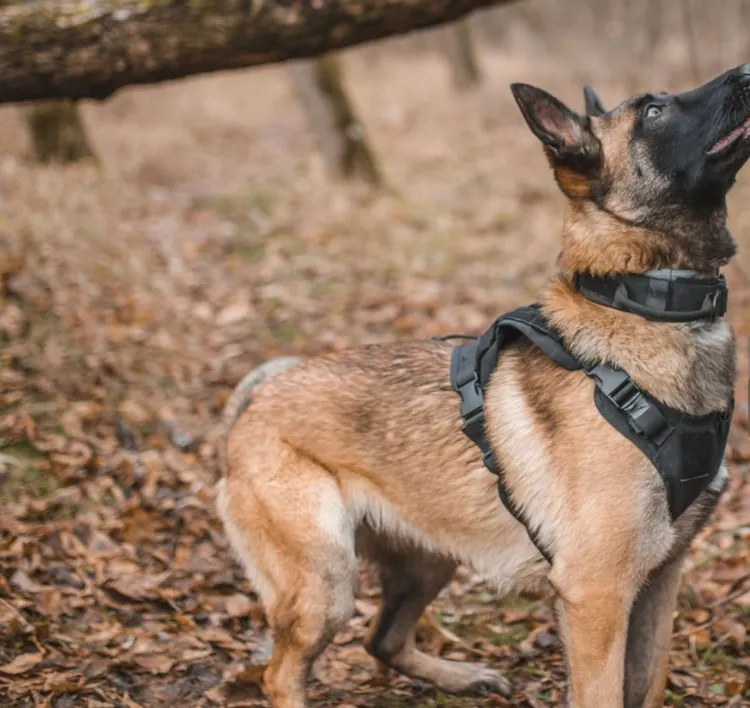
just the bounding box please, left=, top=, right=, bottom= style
left=0, top=19, right=748, bottom=708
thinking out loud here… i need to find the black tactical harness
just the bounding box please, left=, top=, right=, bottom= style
left=448, top=271, right=734, bottom=564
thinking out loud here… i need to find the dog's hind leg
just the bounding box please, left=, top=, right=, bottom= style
left=364, top=547, right=511, bottom=697
left=624, top=553, right=685, bottom=708
left=217, top=447, right=357, bottom=708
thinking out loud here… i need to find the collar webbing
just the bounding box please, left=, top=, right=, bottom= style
left=573, top=269, right=728, bottom=322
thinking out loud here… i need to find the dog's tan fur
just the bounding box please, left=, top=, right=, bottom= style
left=216, top=86, right=735, bottom=708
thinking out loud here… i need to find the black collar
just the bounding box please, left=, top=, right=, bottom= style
left=573, top=269, right=728, bottom=323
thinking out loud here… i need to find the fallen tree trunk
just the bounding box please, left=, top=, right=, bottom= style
left=0, top=0, right=521, bottom=105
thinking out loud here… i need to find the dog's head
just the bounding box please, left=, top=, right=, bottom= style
left=511, top=64, right=750, bottom=268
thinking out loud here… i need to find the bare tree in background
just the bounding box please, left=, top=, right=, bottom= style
left=289, top=55, right=381, bottom=185
left=24, top=100, right=95, bottom=164
left=440, top=18, right=482, bottom=90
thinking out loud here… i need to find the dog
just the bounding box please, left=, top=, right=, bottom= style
left=216, top=64, right=750, bottom=707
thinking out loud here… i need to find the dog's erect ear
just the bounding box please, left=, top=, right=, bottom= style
left=511, top=83, right=601, bottom=176
left=583, top=85, right=606, bottom=117
left=511, top=83, right=602, bottom=196
left=511, top=83, right=589, bottom=154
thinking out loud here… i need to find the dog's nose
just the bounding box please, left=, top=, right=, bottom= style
left=739, top=63, right=750, bottom=76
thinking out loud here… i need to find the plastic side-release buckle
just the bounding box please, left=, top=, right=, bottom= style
left=586, top=364, right=670, bottom=441
left=457, top=375, right=485, bottom=439
left=450, top=343, right=487, bottom=439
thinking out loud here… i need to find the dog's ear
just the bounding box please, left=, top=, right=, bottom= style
left=511, top=83, right=601, bottom=177
left=511, top=83, right=590, bottom=155
left=511, top=83, right=602, bottom=196
left=583, top=85, right=606, bottom=117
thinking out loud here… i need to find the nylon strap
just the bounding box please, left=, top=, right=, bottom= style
left=573, top=270, right=728, bottom=322
left=451, top=339, right=553, bottom=564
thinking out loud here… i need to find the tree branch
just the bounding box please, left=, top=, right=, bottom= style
left=0, top=0, right=521, bottom=104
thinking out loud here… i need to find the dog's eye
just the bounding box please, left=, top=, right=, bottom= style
left=645, top=105, right=662, bottom=118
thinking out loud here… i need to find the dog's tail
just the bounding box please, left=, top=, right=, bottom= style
left=218, top=356, right=303, bottom=478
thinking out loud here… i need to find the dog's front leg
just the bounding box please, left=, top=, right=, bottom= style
left=553, top=579, right=634, bottom=707
left=623, top=553, right=685, bottom=708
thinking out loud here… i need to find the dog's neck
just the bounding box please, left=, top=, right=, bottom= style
left=556, top=199, right=731, bottom=276
left=540, top=201, right=736, bottom=414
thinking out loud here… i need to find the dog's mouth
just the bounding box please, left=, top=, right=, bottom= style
left=707, top=115, right=750, bottom=156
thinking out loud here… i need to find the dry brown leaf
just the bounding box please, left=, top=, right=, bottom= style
left=10, top=570, right=46, bottom=595
left=42, top=671, right=85, bottom=692
left=502, top=608, right=531, bottom=623
left=182, top=647, right=214, bottom=662
left=720, top=618, right=747, bottom=649
left=217, top=300, right=253, bottom=326
left=133, top=654, right=175, bottom=675
left=0, top=652, right=44, bottom=675
left=118, top=400, right=152, bottom=425
left=682, top=609, right=711, bottom=624
left=107, top=571, right=172, bottom=601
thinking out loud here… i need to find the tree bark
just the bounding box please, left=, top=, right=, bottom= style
left=441, top=18, right=482, bottom=90
left=290, top=54, right=380, bottom=184
left=0, top=0, right=522, bottom=105
left=25, top=100, right=95, bottom=163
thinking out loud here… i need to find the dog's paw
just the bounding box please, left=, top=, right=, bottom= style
left=466, top=668, right=512, bottom=698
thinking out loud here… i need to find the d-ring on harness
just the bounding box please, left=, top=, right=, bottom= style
left=448, top=270, right=734, bottom=564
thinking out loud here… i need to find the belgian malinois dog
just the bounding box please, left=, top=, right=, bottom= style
left=217, top=64, right=749, bottom=707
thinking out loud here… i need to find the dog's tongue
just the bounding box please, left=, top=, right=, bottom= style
left=708, top=116, right=750, bottom=154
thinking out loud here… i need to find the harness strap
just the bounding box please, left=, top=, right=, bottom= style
left=451, top=317, right=557, bottom=564
left=449, top=303, right=732, bottom=563
left=574, top=270, right=728, bottom=323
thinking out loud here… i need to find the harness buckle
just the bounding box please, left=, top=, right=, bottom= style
left=587, top=364, right=638, bottom=406
left=586, top=364, right=670, bottom=441
left=457, top=375, right=484, bottom=433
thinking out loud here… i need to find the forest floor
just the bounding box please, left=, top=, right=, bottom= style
left=0, top=32, right=748, bottom=708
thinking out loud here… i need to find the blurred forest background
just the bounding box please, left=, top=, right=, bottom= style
left=0, top=0, right=748, bottom=706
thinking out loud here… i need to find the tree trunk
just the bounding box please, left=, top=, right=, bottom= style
left=24, top=100, right=95, bottom=163
left=0, top=0, right=523, bottom=105
left=290, top=55, right=380, bottom=185
left=441, top=18, right=482, bottom=90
